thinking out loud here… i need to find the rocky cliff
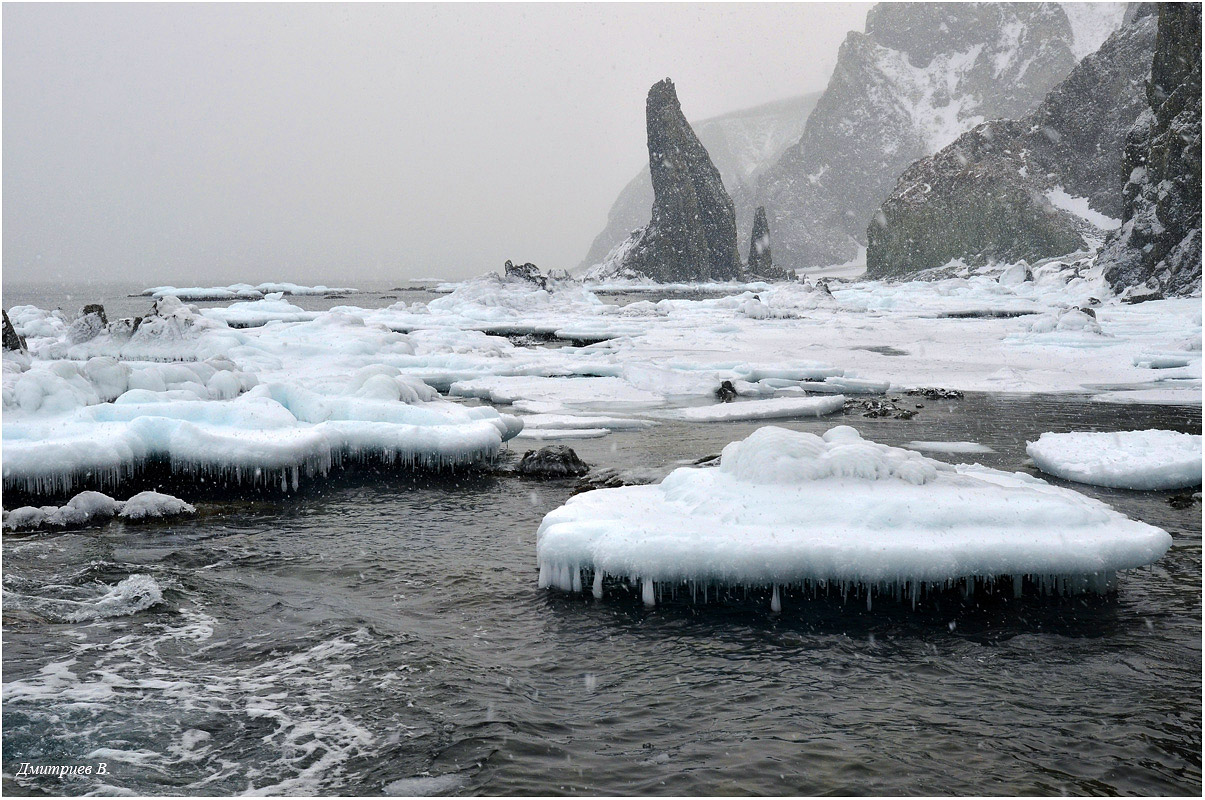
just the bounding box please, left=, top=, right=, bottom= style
left=1098, top=2, right=1202, bottom=299
left=580, top=93, right=820, bottom=272
left=866, top=9, right=1158, bottom=277
left=586, top=79, right=743, bottom=283
left=754, top=3, right=1101, bottom=269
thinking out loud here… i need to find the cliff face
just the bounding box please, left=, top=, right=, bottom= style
left=866, top=10, right=1158, bottom=277
left=754, top=3, right=1092, bottom=269
left=1098, top=2, right=1202, bottom=299
left=580, top=93, right=820, bottom=272
left=588, top=80, right=743, bottom=283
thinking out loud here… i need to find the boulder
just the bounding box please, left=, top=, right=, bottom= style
left=517, top=445, right=591, bottom=478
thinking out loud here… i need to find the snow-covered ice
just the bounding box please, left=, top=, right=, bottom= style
left=906, top=441, right=996, bottom=454
left=142, top=283, right=357, bottom=301
left=669, top=395, right=845, bottom=422
left=1027, top=430, right=1202, bottom=490
left=537, top=426, right=1172, bottom=606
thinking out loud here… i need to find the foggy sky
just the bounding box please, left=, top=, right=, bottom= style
left=4, top=2, right=870, bottom=286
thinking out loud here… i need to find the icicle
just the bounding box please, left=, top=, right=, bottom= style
left=642, top=578, right=655, bottom=607
left=571, top=568, right=582, bottom=593
left=770, top=585, right=781, bottom=613
left=592, top=570, right=603, bottom=600
left=537, top=562, right=550, bottom=589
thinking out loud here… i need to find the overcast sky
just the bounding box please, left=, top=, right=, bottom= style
left=4, top=2, right=870, bottom=286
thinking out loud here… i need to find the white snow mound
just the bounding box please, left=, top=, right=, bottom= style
left=1027, top=430, right=1202, bottom=490
left=537, top=426, right=1171, bottom=605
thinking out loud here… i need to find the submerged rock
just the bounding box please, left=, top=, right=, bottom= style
left=3, top=310, right=28, bottom=352
left=590, top=79, right=743, bottom=283
left=1098, top=2, right=1202, bottom=299
left=517, top=445, right=591, bottom=478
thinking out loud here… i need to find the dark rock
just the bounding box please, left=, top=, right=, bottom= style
left=3, top=310, right=27, bottom=352
left=504, top=260, right=548, bottom=289
left=905, top=387, right=964, bottom=400
left=1099, top=2, right=1202, bottom=300
left=844, top=398, right=917, bottom=419
left=867, top=12, right=1158, bottom=277
left=592, top=79, right=743, bottom=283
left=715, top=380, right=738, bottom=403
left=1168, top=491, right=1201, bottom=509
left=757, top=3, right=1081, bottom=269
left=80, top=304, right=108, bottom=325
left=517, top=446, right=590, bottom=478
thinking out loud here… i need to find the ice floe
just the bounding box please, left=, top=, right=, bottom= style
left=142, top=283, right=357, bottom=301
left=537, top=426, right=1172, bottom=606
left=669, top=395, right=845, bottom=422
left=1027, top=430, right=1202, bottom=490
left=906, top=441, right=996, bottom=454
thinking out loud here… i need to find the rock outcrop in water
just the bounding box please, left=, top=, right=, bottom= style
left=866, top=9, right=1158, bottom=277
left=580, top=93, right=821, bottom=272
left=754, top=3, right=1100, bottom=269
left=517, top=446, right=591, bottom=478
left=1098, top=2, right=1202, bottom=300
left=586, top=79, right=743, bottom=283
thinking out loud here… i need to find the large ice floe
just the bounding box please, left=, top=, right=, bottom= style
left=537, top=426, right=1172, bottom=608
left=4, top=296, right=521, bottom=498
left=1027, top=430, right=1202, bottom=490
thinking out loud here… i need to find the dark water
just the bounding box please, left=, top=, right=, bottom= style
left=2, top=395, right=1201, bottom=795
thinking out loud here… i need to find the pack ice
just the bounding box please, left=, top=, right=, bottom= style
left=1027, top=430, right=1202, bottom=490
left=537, top=426, right=1172, bottom=607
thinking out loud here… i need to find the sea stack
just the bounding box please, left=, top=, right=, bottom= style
left=746, top=206, right=779, bottom=278
left=602, top=79, right=743, bottom=283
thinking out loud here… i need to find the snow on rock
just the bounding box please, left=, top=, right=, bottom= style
left=669, top=395, right=846, bottom=422
left=1027, top=430, right=1202, bottom=490
left=537, top=425, right=1171, bottom=606
left=3, top=489, right=194, bottom=530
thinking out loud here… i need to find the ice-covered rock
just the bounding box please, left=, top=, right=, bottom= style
left=537, top=425, right=1172, bottom=606
left=746, top=206, right=787, bottom=280
left=1027, top=429, right=1202, bottom=490
left=3, top=489, right=194, bottom=530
